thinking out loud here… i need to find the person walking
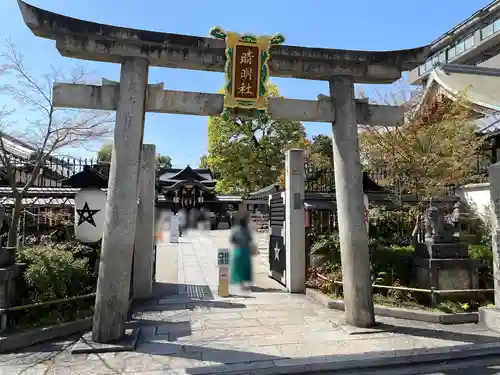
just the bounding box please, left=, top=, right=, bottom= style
left=230, top=214, right=254, bottom=291
left=177, top=209, right=187, bottom=237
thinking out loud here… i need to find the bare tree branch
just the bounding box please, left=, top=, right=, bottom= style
left=0, top=40, right=114, bottom=246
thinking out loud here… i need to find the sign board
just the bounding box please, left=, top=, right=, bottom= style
left=169, top=215, right=179, bottom=243
left=74, top=188, right=106, bottom=243
left=217, top=248, right=230, bottom=266
left=209, top=26, right=285, bottom=111
left=233, top=44, right=259, bottom=101
left=364, top=193, right=369, bottom=233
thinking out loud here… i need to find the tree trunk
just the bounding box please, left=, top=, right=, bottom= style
left=7, top=196, right=23, bottom=248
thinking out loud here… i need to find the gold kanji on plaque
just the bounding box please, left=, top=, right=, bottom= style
left=209, top=26, right=285, bottom=111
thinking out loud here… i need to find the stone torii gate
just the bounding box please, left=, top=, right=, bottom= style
left=17, top=0, right=429, bottom=343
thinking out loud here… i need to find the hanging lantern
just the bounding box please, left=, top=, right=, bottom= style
left=74, top=188, right=106, bottom=243
left=60, top=165, right=108, bottom=244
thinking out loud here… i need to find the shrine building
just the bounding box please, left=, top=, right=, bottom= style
left=156, top=165, right=242, bottom=214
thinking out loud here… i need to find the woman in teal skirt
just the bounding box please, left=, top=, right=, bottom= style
left=230, top=214, right=253, bottom=290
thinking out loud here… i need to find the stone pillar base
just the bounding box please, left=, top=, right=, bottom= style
left=414, top=258, right=480, bottom=291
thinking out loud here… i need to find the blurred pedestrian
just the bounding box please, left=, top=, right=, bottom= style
left=177, top=209, right=187, bottom=237
left=229, top=214, right=254, bottom=291
left=189, top=208, right=200, bottom=229
left=199, top=208, right=209, bottom=230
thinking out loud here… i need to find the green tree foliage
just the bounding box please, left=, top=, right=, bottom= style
left=206, top=82, right=307, bottom=194
left=311, top=135, right=333, bottom=160
left=97, top=143, right=112, bottom=162
left=359, top=93, right=484, bottom=199
left=199, top=155, right=209, bottom=168
left=97, top=143, right=172, bottom=169
left=156, top=154, right=172, bottom=169
left=310, top=134, right=334, bottom=168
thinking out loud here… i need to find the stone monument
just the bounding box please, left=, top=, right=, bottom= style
left=414, top=204, right=479, bottom=296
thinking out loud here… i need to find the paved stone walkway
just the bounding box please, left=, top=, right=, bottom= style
left=1, top=229, right=500, bottom=374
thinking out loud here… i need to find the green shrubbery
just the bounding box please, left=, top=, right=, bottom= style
left=308, top=230, right=414, bottom=287
left=17, top=242, right=95, bottom=303
left=468, top=234, right=493, bottom=263
left=371, top=244, right=414, bottom=287
left=306, top=204, right=494, bottom=312
left=468, top=234, right=493, bottom=289
left=310, top=232, right=341, bottom=265
left=7, top=240, right=98, bottom=332
left=368, top=204, right=418, bottom=246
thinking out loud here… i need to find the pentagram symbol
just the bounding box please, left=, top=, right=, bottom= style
left=274, top=243, right=281, bottom=261
left=76, top=202, right=100, bottom=227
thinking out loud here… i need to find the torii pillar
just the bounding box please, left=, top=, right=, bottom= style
left=92, top=57, right=149, bottom=343
left=329, top=76, right=375, bottom=328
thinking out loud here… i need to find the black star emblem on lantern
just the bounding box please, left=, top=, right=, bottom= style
left=76, top=202, right=100, bottom=227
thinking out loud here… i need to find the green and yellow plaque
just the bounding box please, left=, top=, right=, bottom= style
left=209, top=26, right=285, bottom=112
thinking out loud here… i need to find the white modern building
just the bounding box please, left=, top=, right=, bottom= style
left=409, top=0, right=500, bottom=85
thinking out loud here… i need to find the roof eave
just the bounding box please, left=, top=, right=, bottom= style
left=416, top=65, right=500, bottom=115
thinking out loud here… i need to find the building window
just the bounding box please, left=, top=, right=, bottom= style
left=432, top=54, right=439, bottom=67
left=494, top=18, right=500, bottom=33
left=455, top=40, right=465, bottom=55
left=464, top=34, right=475, bottom=50
left=482, top=23, right=494, bottom=39
left=419, top=64, right=426, bottom=75
left=447, top=46, right=456, bottom=59
left=425, top=58, right=433, bottom=72
left=418, top=49, right=448, bottom=76
left=438, top=50, right=446, bottom=63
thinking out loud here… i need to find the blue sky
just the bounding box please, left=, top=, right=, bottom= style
left=0, top=0, right=491, bottom=167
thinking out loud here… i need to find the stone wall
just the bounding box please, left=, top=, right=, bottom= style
left=456, top=183, right=491, bottom=223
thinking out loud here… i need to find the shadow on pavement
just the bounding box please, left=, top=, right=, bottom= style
left=377, top=322, right=500, bottom=345
left=341, top=355, right=500, bottom=375
left=133, top=282, right=249, bottom=314
left=128, top=283, right=500, bottom=375
left=132, top=338, right=500, bottom=375
left=3, top=293, right=500, bottom=374
left=135, top=340, right=282, bottom=366
left=250, top=285, right=285, bottom=293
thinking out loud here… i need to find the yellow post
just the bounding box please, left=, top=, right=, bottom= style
left=217, top=248, right=230, bottom=297
left=218, top=267, right=229, bottom=297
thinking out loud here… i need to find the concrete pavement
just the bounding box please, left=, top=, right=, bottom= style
left=327, top=355, right=500, bottom=374
left=1, top=229, right=500, bottom=374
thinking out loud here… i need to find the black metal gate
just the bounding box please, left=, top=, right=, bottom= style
left=269, top=192, right=286, bottom=285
